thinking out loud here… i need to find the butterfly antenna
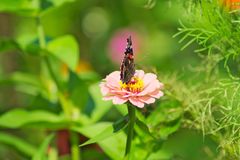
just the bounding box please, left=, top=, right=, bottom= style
left=125, top=36, right=133, bottom=54
left=127, top=36, right=132, bottom=46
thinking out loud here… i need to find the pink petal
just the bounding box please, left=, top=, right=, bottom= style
left=139, top=96, right=156, bottom=104
left=159, top=82, right=164, bottom=89
left=143, top=73, right=157, bottom=87
left=122, top=93, right=132, bottom=98
left=139, top=79, right=160, bottom=96
left=112, top=96, right=128, bottom=104
left=129, top=97, right=145, bottom=108
left=105, top=71, right=121, bottom=88
left=110, top=89, right=129, bottom=95
left=135, top=70, right=145, bottom=79
left=150, top=90, right=164, bottom=99
left=99, top=83, right=110, bottom=95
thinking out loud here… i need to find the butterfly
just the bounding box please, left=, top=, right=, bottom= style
left=120, top=36, right=135, bottom=84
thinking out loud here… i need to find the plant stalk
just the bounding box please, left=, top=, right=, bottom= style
left=125, top=104, right=136, bottom=158
left=36, top=17, right=46, bottom=49
left=70, top=131, right=81, bottom=160
left=37, top=16, right=81, bottom=160
left=36, top=16, right=62, bottom=92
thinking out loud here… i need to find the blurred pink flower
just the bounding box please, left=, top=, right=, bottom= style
left=108, top=29, right=142, bottom=64
left=100, top=70, right=164, bottom=108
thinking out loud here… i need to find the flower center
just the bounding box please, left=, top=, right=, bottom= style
left=120, top=77, right=144, bottom=93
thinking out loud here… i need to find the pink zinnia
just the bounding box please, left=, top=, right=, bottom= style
left=99, top=70, right=164, bottom=108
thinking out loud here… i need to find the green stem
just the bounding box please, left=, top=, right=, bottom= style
left=36, top=17, right=46, bottom=49
left=36, top=16, right=62, bottom=92
left=37, top=16, right=80, bottom=160
left=70, top=131, right=81, bottom=160
left=48, top=147, right=58, bottom=160
left=125, top=104, right=136, bottom=158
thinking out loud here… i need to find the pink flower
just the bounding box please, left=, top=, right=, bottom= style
left=99, top=70, right=164, bottom=108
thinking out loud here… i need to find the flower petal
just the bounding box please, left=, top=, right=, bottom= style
left=150, top=90, right=164, bottom=99
left=129, top=97, right=145, bottom=108
left=159, top=82, right=164, bottom=89
left=139, top=96, right=156, bottom=104
left=135, top=70, right=145, bottom=79
left=99, top=83, right=110, bottom=95
left=138, top=79, right=160, bottom=96
left=105, top=71, right=121, bottom=88
left=143, top=73, right=157, bottom=88
left=112, top=96, right=128, bottom=104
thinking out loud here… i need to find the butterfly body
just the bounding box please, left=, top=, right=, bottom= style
left=120, top=36, right=135, bottom=84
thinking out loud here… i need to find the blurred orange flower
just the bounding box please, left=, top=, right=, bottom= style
left=221, top=0, right=240, bottom=10
left=61, top=60, right=92, bottom=77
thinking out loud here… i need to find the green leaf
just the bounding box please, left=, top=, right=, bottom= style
left=88, top=83, right=112, bottom=123
left=73, top=122, right=126, bottom=160
left=98, top=129, right=126, bottom=160
left=0, top=72, right=47, bottom=96
left=0, top=39, right=20, bottom=53
left=0, top=0, right=39, bottom=16
left=32, top=133, right=54, bottom=160
left=47, top=0, right=75, bottom=7
left=0, top=132, right=37, bottom=156
left=136, top=118, right=155, bottom=138
left=146, top=100, right=182, bottom=138
left=47, top=35, right=79, bottom=71
left=0, top=109, right=67, bottom=128
left=74, top=115, right=128, bottom=147
left=68, top=72, right=89, bottom=111
left=147, top=100, right=182, bottom=126
left=58, top=92, right=91, bottom=125
left=159, top=120, right=181, bottom=138
left=0, top=0, right=75, bottom=16
left=115, top=104, right=128, bottom=115
left=78, top=72, right=100, bottom=82
left=147, top=150, right=172, bottom=160
left=0, top=72, right=42, bottom=86
left=39, top=0, right=75, bottom=14
left=15, top=31, right=39, bottom=52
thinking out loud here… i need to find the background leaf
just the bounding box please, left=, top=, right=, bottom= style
left=0, top=109, right=67, bottom=128
left=0, top=132, right=37, bottom=157
left=0, top=39, right=20, bottom=53
left=135, top=118, right=155, bottom=138
left=0, top=0, right=39, bottom=16
left=47, top=35, right=79, bottom=71
left=88, top=83, right=112, bottom=123
left=73, top=122, right=126, bottom=160
left=0, top=72, right=46, bottom=96
left=32, top=133, right=54, bottom=160
left=76, top=115, right=128, bottom=147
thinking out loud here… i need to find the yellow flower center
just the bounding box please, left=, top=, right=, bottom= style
left=119, top=77, right=144, bottom=93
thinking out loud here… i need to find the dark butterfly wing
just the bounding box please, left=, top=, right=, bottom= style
left=120, top=36, right=135, bottom=84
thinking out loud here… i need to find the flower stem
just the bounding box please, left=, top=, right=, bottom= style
left=36, top=17, right=46, bottom=49
left=36, top=16, right=62, bottom=92
left=125, top=104, right=136, bottom=158
left=70, top=131, right=81, bottom=160
left=36, top=16, right=81, bottom=160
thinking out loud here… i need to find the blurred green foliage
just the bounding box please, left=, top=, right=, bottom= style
left=0, top=0, right=240, bottom=159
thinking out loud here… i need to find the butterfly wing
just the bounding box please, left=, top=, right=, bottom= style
left=120, top=56, right=135, bottom=83
left=120, top=36, right=135, bottom=84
